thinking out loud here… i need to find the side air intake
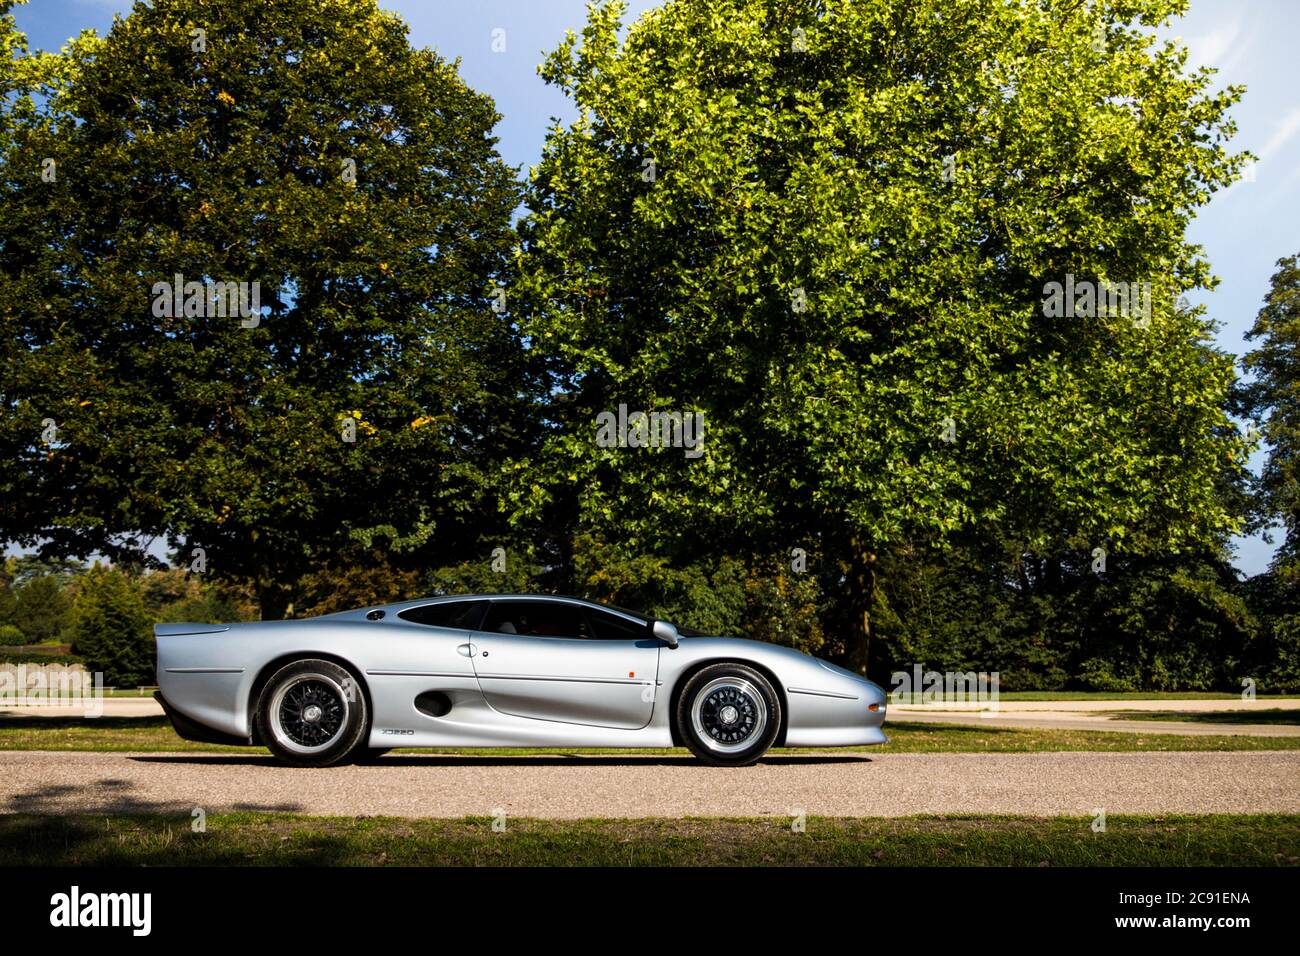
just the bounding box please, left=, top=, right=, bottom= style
left=414, top=691, right=453, bottom=718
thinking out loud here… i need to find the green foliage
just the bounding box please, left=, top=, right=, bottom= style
left=1262, top=612, right=1300, bottom=694
left=138, top=567, right=256, bottom=623
left=0, top=623, right=25, bottom=644
left=572, top=535, right=749, bottom=636
left=152, top=591, right=245, bottom=627
left=0, top=3, right=34, bottom=151
left=870, top=544, right=1071, bottom=690
left=429, top=544, right=548, bottom=598
left=514, top=0, right=1250, bottom=673
left=0, top=581, right=15, bottom=628
left=1232, top=253, right=1300, bottom=691
left=0, top=0, right=1281, bottom=691
left=1242, top=570, right=1300, bottom=694
left=1063, top=558, right=1254, bottom=692
left=738, top=561, right=826, bottom=655
left=1, top=0, right=526, bottom=617
left=12, top=574, right=70, bottom=644
left=296, top=550, right=426, bottom=616
left=518, top=0, right=1246, bottom=546
left=871, top=543, right=1257, bottom=691
left=69, top=565, right=154, bottom=686
left=4, top=555, right=86, bottom=588
left=567, top=536, right=827, bottom=651
left=1239, top=253, right=1300, bottom=569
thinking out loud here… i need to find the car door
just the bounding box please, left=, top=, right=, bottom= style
left=467, top=598, right=660, bottom=730
left=362, top=599, right=489, bottom=739
left=391, top=598, right=489, bottom=679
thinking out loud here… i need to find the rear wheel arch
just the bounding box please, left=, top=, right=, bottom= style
left=247, top=651, right=373, bottom=745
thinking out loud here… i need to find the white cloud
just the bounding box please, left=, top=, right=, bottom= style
left=1177, top=12, right=1256, bottom=80
left=1257, top=108, right=1300, bottom=162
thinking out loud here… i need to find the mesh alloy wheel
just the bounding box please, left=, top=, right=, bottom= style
left=257, top=659, right=369, bottom=766
left=690, top=677, right=768, bottom=753
left=270, top=675, right=349, bottom=753
left=677, top=663, right=782, bottom=766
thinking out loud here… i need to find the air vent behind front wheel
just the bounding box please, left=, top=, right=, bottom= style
left=414, top=691, right=452, bottom=718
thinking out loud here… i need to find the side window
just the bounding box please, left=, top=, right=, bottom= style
left=586, top=607, right=650, bottom=641
left=482, top=601, right=590, bottom=639
left=397, top=600, right=488, bottom=630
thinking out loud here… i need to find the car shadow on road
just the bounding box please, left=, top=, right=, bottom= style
left=127, top=752, right=873, bottom=767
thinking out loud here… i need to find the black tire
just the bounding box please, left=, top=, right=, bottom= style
left=256, top=659, right=369, bottom=767
left=676, top=663, right=781, bottom=766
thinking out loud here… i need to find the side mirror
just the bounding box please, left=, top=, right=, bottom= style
left=652, top=619, right=679, bottom=649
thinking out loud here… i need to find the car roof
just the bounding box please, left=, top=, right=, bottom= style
left=327, top=594, right=652, bottom=624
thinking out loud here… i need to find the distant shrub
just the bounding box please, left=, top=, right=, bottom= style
left=70, top=566, right=154, bottom=686
left=13, top=575, right=69, bottom=644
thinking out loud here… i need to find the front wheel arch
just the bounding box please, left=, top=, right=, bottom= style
left=667, top=658, right=788, bottom=748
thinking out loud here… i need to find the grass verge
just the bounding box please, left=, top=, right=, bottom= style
left=1, top=812, right=1296, bottom=866
left=3, top=715, right=1300, bottom=754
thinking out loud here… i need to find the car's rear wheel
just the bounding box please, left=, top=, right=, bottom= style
left=256, top=659, right=369, bottom=767
left=676, top=663, right=781, bottom=766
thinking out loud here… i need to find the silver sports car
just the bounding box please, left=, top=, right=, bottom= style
left=154, top=593, right=888, bottom=766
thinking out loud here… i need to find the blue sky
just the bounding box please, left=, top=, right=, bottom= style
left=11, top=0, right=1299, bottom=574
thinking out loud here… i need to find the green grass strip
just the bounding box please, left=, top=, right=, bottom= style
left=2, top=715, right=1298, bottom=754
left=2, top=812, right=1297, bottom=866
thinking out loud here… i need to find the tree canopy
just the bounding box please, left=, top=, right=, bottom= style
left=515, top=0, right=1250, bottom=670
left=1, top=0, right=526, bottom=616
left=1240, top=254, right=1300, bottom=576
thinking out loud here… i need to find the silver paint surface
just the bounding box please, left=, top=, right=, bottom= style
left=155, top=594, right=888, bottom=750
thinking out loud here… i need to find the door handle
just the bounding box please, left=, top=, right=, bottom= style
left=456, top=643, right=477, bottom=657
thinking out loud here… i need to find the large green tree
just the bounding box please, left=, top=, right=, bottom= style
left=515, top=0, right=1249, bottom=674
left=69, top=565, right=153, bottom=686
left=1238, top=254, right=1300, bottom=691
left=1, top=0, right=525, bottom=617
left=1240, top=254, right=1300, bottom=573
left=12, top=573, right=71, bottom=644
left=0, top=3, right=95, bottom=548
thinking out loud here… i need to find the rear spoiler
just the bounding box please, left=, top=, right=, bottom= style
left=154, top=623, right=230, bottom=637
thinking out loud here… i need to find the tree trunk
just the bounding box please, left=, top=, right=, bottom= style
left=258, top=581, right=294, bottom=621
left=843, top=535, right=877, bottom=676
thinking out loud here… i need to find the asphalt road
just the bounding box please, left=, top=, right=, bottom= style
left=2, top=750, right=1296, bottom=818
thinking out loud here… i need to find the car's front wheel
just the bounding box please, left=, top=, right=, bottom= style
left=256, top=659, right=369, bottom=767
left=676, top=663, right=781, bottom=766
